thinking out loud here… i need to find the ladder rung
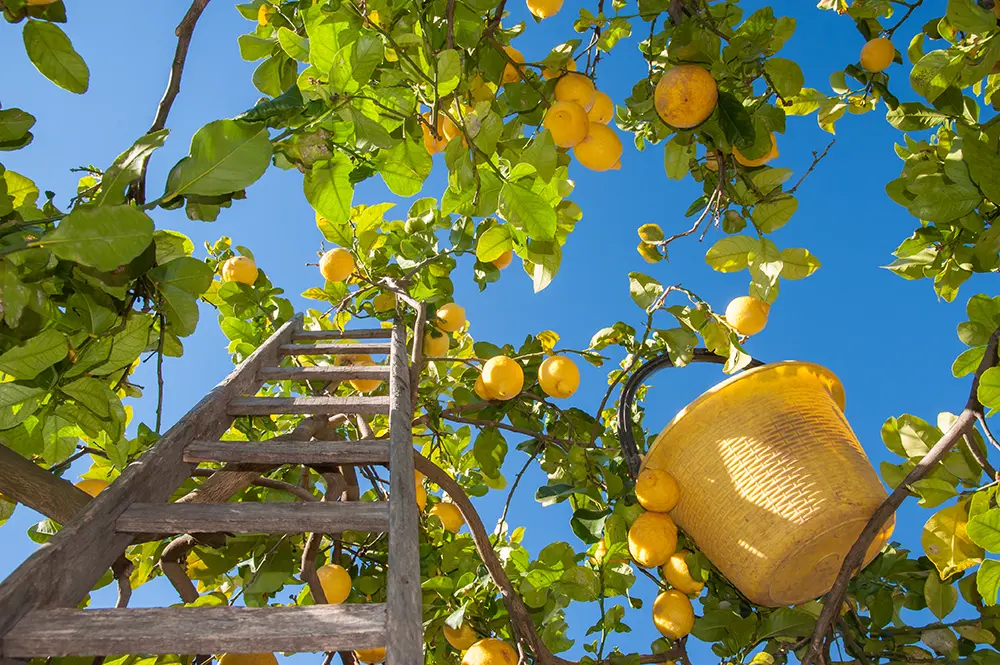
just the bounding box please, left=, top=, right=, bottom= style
left=3, top=604, right=386, bottom=656
left=293, top=328, right=393, bottom=341
left=279, top=343, right=392, bottom=356
left=228, top=396, right=390, bottom=415
left=116, top=502, right=389, bottom=534
left=258, top=365, right=390, bottom=382
left=184, top=440, right=390, bottom=465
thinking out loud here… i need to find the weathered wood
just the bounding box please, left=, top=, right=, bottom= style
left=0, top=445, right=90, bottom=525
left=293, top=328, right=392, bottom=341
left=0, top=315, right=302, bottom=636
left=227, top=396, right=390, bottom=416
left=184, top=440, right=390, bottom=465
left=258, top=365, right=390, bottom=382
left=117, top=502, right=389, bottom=534
left=386, top=321, right=423, bottom=665
left=3, top=605, right=386, bottom=656
left=278, top=343, right=392, bottom=356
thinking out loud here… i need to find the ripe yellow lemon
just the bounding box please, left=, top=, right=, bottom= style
left=423, top=330, right=450, bottom=357
left=588, top=91, right=614, bottom=124
left=655, top=65, right=718, bottom=129
left=733, top=133, right=779, bottom=168
left=337, top=354, right=383, bottom=393
left=482, top=356, right=524, bottom=400
left=662, top=550, right=705, bottom=595
left=501, top=46, right=525, bottom=85
left=652, top=589, right=695, bottom=639
left=435, top=303, right=467, bottom=332
left=257, top=4, right=275, bottom=25
left=415, top=473, right=427, bottom=512
left=373, top=292, right=396, bottom=313
left=543, top=101, right=590, bottom=148
left=444, top=622, right=479, bottom=651
left=221, top=256, right=258, bottom=285
left=319, top=248, right=355, bottom=282
left=75, top=479, right=108, bottom=497
left=462, top=638, right=518, bottom=665
left=429, top=502, right=465, bottom=533
left=542, top=57, right=577, bottom=80
left=422, top=112, right=449, bottom=154
left=354, top=648, right=386, bottom=664
left=573, top=123, right=622, bottom=172
left=493, top=250, right=514, bottom=269
left=537, top=356, right=580, bottom=399
left=725, top=295, right=770, bottom=336
left=627, top=511, right=677, bottom=568
left=475, top=374, right=499, bottom=400
left=555, top=73, right=597, bottom=111
left=527, top=0, right=563, bottom=19
left=316, top=563, right=352, bottom=604
left=860, top=37, right=895, bottom=72
left=635, top=468, right=680, bottom=513
left=219, top=654, right=278, bottom=665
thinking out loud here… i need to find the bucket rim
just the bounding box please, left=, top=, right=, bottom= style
left=639, top=360, right=846, bottom=473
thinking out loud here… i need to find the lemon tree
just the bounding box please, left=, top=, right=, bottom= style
left=4, top=1, right=1000, bottom=665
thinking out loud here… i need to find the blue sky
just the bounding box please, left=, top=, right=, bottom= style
left=0, top=0, right=987, bottom=661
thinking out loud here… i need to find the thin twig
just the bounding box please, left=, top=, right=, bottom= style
left=786, top=139, right=835, bottom=195
left=445, top=0, right=456, bottom=49
left=977, top=412, right=1000, bottom=454
left=495, top=453, right=538, bottom=533
left=963, top=433, right=996, bottom=478
left=155, top=311, right=167, bottom=434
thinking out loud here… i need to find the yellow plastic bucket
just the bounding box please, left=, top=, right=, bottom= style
left=640, top=361, right=894, bottom=607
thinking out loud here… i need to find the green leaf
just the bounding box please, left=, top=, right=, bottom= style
left=764, top=58, right=804, bottom=97
left=956, top=624, right=995, bottom=644
left=377, top=136, right=431, bottom=196
left=238, top=34, right=276, bottom=61
left=277, top=27, right=310, bottom=61
left=885, top=102, right=949, bottom=131
left=0, top=109, right=36, bottom=143
left=0, top=383, right=45, bottom=411
left=524, top=241, right=561, bottom=293
left=500, top=182, right=556, bottom=241
left=978, top=367, right=1000, bottom=411
left=149, top=257, right=213, bottom=296
left=961, top=135, right=1000, bottom=206
left=253, top=54, right=296, bottom=97
left=22, top=20, right=89, bottom=94
left=779, top=248, right=821, bottom=280
left=41, top=205, right=154, bottom=271
left=0, top=329, right=67, bottom=380
left=477, top=225, right=513, bottom=262
left=954, top=346, right=986, bottom=378
left=715, top=92, right=755, bottom=149
left=96, top=129, right=170, bottom=205
left=305, top=156, right=355, bottom=225
left=924, top=572, right=958, bottom=620
left=519, top=132, right=558, bottom=183
left=757, top=608, right=816, bottom=640
left=4, top=169, right=38, bottom=209
left=437, top=49, right=462, bottom=96
left=663, top=138, right=695, bottom=180
left=628, top=272, right=663, bottom=310
left=153, top=230, right=194, bottom=265
left=705, top=235, right=756, bottom=272
left=911, top=478, right=959, bottom=508
left=753, top=195, right=798, bottom=233
left=350, top=108, right=393, bottom=150
left=73, top=314, right=152, bottom=376
left=165, top=120, right=272, bottom=198
left=352, top=34, right=383, bottom=84
left=41, top=409, right=82, bottom=465
left=947, top=0, right=996, bottom=33
left=473, top=427, right=507, bottom=478
left=978, top=560, right=1000, bottom=605
left=910, top=50, right=963, bottom=104
left=61, top=377, right=113, bottom=418
left=969, top=509, right=1000, bottom=552
left=158, top=285, right=200, bottom=337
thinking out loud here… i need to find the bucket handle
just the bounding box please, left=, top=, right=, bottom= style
left=616, top=348, right=766, bottom=479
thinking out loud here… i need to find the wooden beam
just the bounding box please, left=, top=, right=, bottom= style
left=227, top=396, right=389, bottom=416
left=292, top=329, right=392, bottom=341
left=116, top=502, right=389, bottom=534
left=0, top=314, right=302, bottom=639
left=278, top=343, right=392, bottom=356
left=184, top=440, right=390, bottom=465
left=258, top=365, right=390, bottom=382
left=3, top=604, right=386, bottom=656
left=386, top=321, right=423, bottom=665
left=0, top=445, right=90, bottom=525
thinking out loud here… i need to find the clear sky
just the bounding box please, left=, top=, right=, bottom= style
left=0, top=0, right=984, bottom=662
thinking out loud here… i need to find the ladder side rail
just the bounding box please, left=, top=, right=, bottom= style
left=0, top=314, right=302, bottom=639
left=386, top=321, right=423, bottom=665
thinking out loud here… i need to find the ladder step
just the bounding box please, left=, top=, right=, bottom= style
left=258, top=365, right=390, bottom=382
left=228, top=396, right=390, bottom=415
left=279, top=343, right=392, bottom=356
left=184, top=440, right=390, bottom=465
left=293, top=328, right=393, bottom=341
left=116, top=502, right=389, bottom=534
left=3, top=604, right=386, bottom=656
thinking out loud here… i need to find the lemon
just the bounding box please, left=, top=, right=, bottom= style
left=733, top=133, right=779, bottom=168
left=219, top=654, right=278, bottom=665
left=354, top=648, right=386, bottom=664
left=725, top=295, right=770, bottom=336
left=635, top=468, right=680, bottom=513
left=554, top=73, right=597, bottom=111
left=493, top=250, right=514, bottom=269
left=638, top=223, right=664, bottom=243
left=435, top=303, right=467, bottom=332
left=627, top=511, right=677, bottom=568
left=422, top=112, right=449, bottom=154
left=256, top=4, right=275, bottom=26
left=527, top=0, right=563, bottom=19
left=373, top=292, right=396, bottom=313
left=475, top=374, right=499, bottom=400
left=655, top=65, right=718, bottom=129
left=543, top=101, right=590, bottom=148
left=537, top=356, right=580, bottom=398
left=462, top=638, right=518, bottom=665
left=444, top=622, right=479, bottom=651
left=662, top=550, right=705, bottom=595
left=337, top=354, right=383, bottom=393
left=319, top=248, right=355, bottom=282
left=221, top=256, right=258, bottom=285
left=542, top=57, right=577, bottom=80
left=860, top=37, right=895, bottom=73
left=588, top=90, right=614, bottom=124
left=316, top=563, right=352, bottom=604
left=573, top=123, right=622, bottom=172
left=501, top=46, right=525, bottom=85
left=429, top=502, right=465, bottom=533
left=75, top=479, right=108, bottom=498
left=424, top=330, right=450, bottom=357
left=652, top=589, right=695, bottom=639
left=482, top=356, right=524, bottom=400
left=416, top=474, right=427, bottom=512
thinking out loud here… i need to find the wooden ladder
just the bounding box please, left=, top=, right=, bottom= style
left=0, top=315, right=423, bottom=664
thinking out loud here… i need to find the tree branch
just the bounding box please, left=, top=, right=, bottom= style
left=0, top=444, right=90, bottom=524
